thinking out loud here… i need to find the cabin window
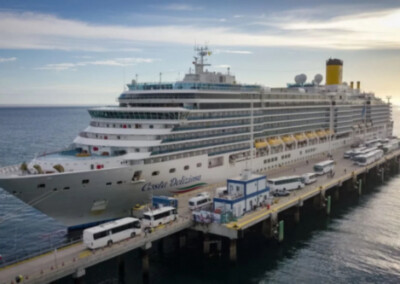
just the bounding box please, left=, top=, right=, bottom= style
left=82, top=179, right=89, bottom=185
left=117, top=181, right=123, bottom=184
left=53, top=188, right=57, bottom=191
left=196, top=163, right=202, bottom=168
left=149, top=125, right=154, bottom=129
left=37, top=183, right=46, bottom=188
left=184, top=165, right=189, bottom=170
left=106, top=182, right=112, bottom=186
left=169, top=168, right=176, bottom=173
left=152, top=171, right=160, bottom=176
left=63, top=187, right=70, bottom=190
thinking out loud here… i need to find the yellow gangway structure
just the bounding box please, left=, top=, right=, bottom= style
left=281, top=135, right=295, bottom=145
left=267, top=137, right=282, bottom=147
left=294, top=133, right=307, bottom=142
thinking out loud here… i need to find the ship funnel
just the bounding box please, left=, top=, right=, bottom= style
left=326, top=58, right=343, bottom=85
left=357, top=81, right=360, bottom=90
left=350, top=81, right=354, bottom=89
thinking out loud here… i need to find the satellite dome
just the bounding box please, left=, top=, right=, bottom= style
left=314, top=74, right=323, bottom=85
left=294, top=74, right=307, bottom=85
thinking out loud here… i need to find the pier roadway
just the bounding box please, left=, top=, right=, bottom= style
left=0, top=217, right=192, bottom=284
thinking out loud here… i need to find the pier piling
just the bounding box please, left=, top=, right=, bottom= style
left=229, top=239, right=237, bottom=262
left=278, top=221, right=284, bottom=242
left=141, top=242, right=152, bottom=283
left=294, top=206, right=300, bottom=223
left=72, top=268, right=85, bottom=284
left=326, top=196, right=331, bottom=215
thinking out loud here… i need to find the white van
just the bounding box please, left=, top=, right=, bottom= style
left=301, top=173, right=317, bottom=185
left=142, top=206, right=177, bottom=228
left=188, top=194, right=212, bottom=210
left=215, top=186, right=228, bottom=197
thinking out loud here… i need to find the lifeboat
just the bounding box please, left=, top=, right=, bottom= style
left=267, top=137, right=282, bottom=146
left=281, top=135, right=295, bottom=145
left=255, top=141, right=268, bottom=149
left=316, top=130, right=327, bottom=138
left=325, top=129, right=334, bottom=136
left=306, top=131, right=317, bottom=139
left=294, top=133, right=307, bottom=142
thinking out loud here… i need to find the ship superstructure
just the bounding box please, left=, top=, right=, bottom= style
left=0, top=48, right=393, bottom=228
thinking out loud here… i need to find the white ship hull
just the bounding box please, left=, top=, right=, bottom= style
left=0, top=131, right=382, bottom=228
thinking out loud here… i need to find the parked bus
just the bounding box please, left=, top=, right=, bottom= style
left=356, top=149, right=383, bottom=166
left=383, top=140, right=399, bottom=154
left=142, top=206, right=177, bottom=228
left=267, top=176, right=304, bottom=192
left=313, top=160, right=335, bottom=175
left=351, top=147, right=378, bottom=161
left=301, top=173, right=317, bottom=184
left=188, top=194, right=212, bottom=210
left=344, top=147, right=366, bottom=159
left=83, top=217, right=141, bottom=249
left=364, top=139, right=381, bottom=147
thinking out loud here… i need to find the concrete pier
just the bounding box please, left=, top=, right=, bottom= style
left=1, top=147, right=400, bottom=284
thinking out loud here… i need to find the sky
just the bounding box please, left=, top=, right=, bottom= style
left=0, top=0, right=399, bottom=105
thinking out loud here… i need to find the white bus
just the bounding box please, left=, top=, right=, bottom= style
left=267, top=176, right=305, bottom=192
left=313, top=160, right=335, bottom=175
left=364, top=139, right=380, bottom=147
left=356, top=149, right=383, bottom=166
left=142, top=206, right=177, bottom=228
left=383, top=140, right=399, bottom=154
left=352, top=147, right=378, bottom=162
left=83, top=217, right=141, bottom=249
left=344, top=147, right=366, bottom=159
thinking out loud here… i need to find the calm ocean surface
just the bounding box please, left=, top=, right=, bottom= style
left=1, top=106, right=400, bottom=283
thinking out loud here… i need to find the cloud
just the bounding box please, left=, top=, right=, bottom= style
left=0, top=57, right=17, bottom=63
left=37, top=57, right=157, bottom=71
left=214, top=64, right=231, bottom=69
left=0, top=9, right=399, bottom=51
left=154, top=3, right=202, bottom=11
left=215, top=49, right=252, bottom=54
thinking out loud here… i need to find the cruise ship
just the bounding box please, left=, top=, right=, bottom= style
left=0, top=47, right=393, bottom=228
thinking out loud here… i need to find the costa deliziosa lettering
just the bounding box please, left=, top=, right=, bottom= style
left=141, top=175, right=202, bottom=191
